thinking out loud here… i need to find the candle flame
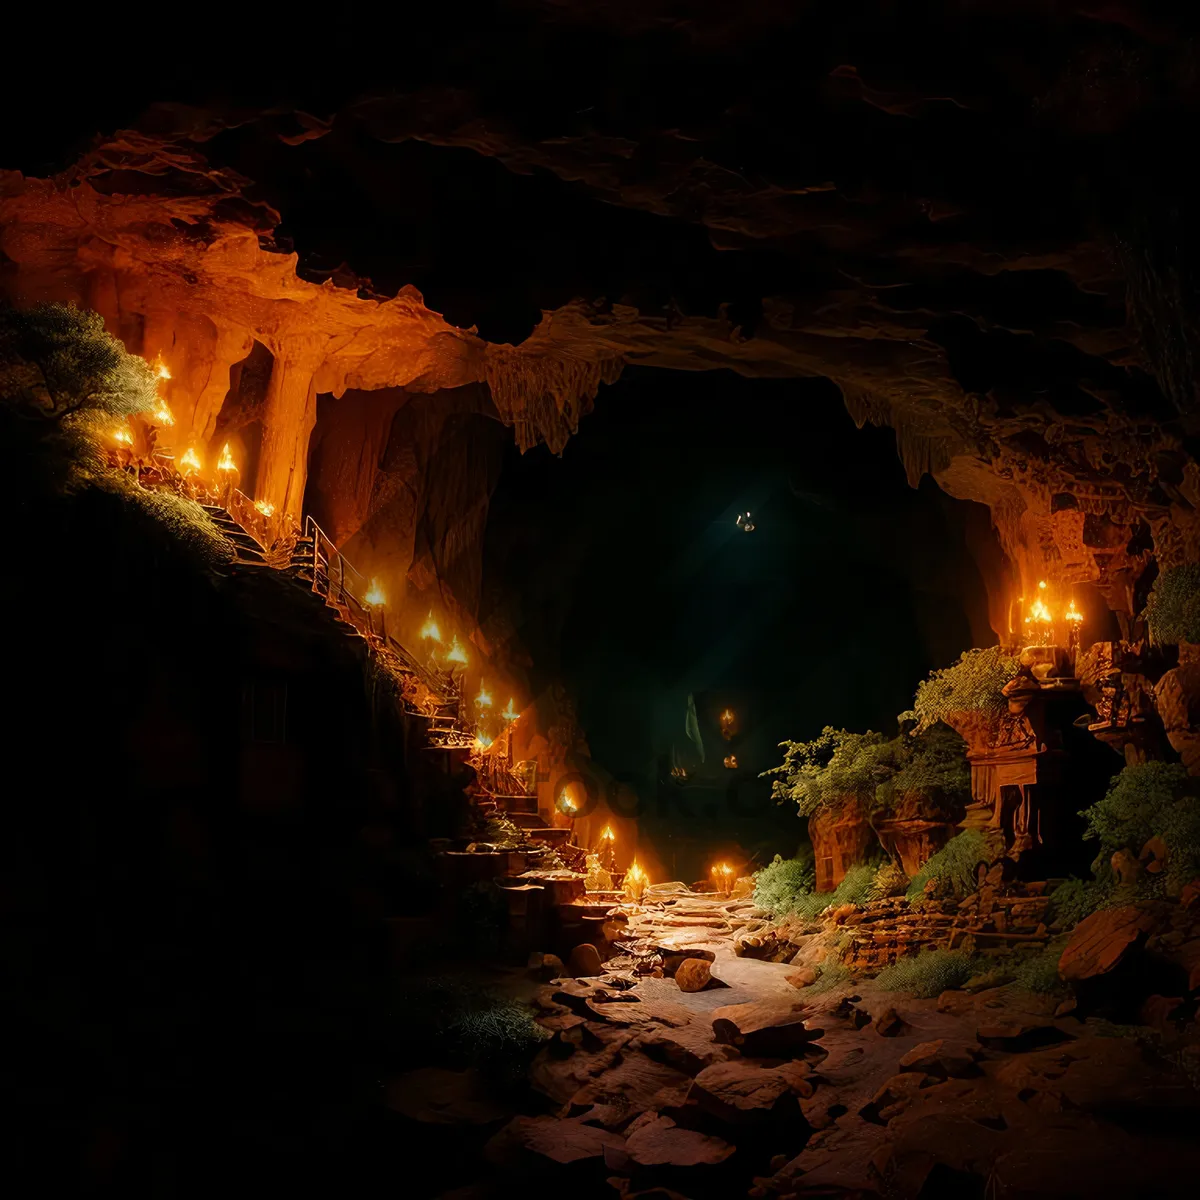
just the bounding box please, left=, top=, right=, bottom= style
left=179, top=446, right=202, bottom=473
left=446, top=636, right=468, bottom=665
left=501, top=697, right=519, bottom=721
left=217, top=443, right=236, bottom=473
left=1025, top=597, right=1053, bottom=625
left=152, top=400, right=175, bottom=426
left=475, top=682, right=493, bottom=708
left=600, top=826, right=615, bottom=842
left=473, top=729, right=493, bottom=751
left=1065, top=599, right=1083, bottom=624
left=624, top=860, right=648, bottom=901
left=420, top=610, right=442, bottom=642
left=154, top=359, right=171, bottom=381
left=364, top=578, right=386, bottom=606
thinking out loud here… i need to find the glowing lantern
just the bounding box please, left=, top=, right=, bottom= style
left=445, top=636, right=468, bottom=666
left=624, top=861, right=649, bottom=903
left=420, top=610, right=442, bottom=643
left=365, top=578, right=386, bottom=607
left=475, top=681, right=493, bottom=709
left=473, top=729, right=493, bottom=752
left=254, top=499, right=275, bottom=518
left=179, top=446, right=202, bottom=474
left=501, top=697, right=519, bottom=721
left=112, top=425, right=134, bottom=446
left=217, top=443, right=237, bottom=473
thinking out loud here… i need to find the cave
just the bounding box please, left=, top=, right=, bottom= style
left=5, top=7, right=1200, bottom=1198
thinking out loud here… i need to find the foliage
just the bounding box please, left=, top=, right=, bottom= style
left=911, top=646, right=1019, bottom=731
left=763, top=727, right=894, bottom=816
left=0, top=302, right=154, bottom=428
left=868, top=859, right=910, bottom=900
left=1145, top=563, right=1200, bottom=645
left=390, top=973, right=549, bottom=1086
left=753, top=849, right=816, bottom=915
left=905, top=830, right=989, bottom=901
left=874, top=949, right=977, bottom=997
left=805, top=961, right=853, bottom=994
left=1080, top=761, right=1200, bottom=892
left=875, top=723, right=971, bottom=816
left=1009, top=940, right=1069, bottom=994
left=1047, top=877, right=1113, bottom=926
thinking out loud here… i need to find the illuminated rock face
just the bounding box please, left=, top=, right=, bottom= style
left=6, top=0, right=1200, bottom=649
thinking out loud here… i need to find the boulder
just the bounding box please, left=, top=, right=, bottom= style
left=527, top=951, right=565, bottom=981
left=568, top=943, right=604, bottom=977
left=620, top=1115, right=735, bottom=1167
left=711, top=999, right=823, bottom=1057
left=674, top=958, right=715, bottom=992
left=690, top=1060, right=813, bottom=1123
left=486, top=1115, right=624, bottom=1166
left=1058, top=906, right=1160, bottom=981
left=786, top=966, right=819, bottom=989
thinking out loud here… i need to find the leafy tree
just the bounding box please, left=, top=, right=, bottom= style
left=1145, top=564, right=1200, bottom=645
left=763, top=727, right=895, bottom=816
left=875, top=722, right=971, bottom=817
left=0, top=302, right=155, bottom=424
left=910, top=646, right=1019, bottom=730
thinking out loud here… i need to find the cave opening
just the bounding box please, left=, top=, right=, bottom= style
left=481, top=366, right=996, bottom=885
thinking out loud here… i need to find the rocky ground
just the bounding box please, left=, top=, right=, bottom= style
left=388, top=890, right=1200, bottom=1198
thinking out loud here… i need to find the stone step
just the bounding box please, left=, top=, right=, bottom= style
left=527, top=826, right=569, bottom=845
left=509, top=812, right=549, bottom=828
left=501, top=793, right=539, bottom=814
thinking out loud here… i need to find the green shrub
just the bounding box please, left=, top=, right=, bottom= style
left=806, top=961, right=853, bottom=994
left=1047, top=877, right=1112, bottom=926
left=1081, top=761, right=1200, bottom=891
left=1145, top=564, right=1200, bottom=645
left=753, top=850, right=816, bottom=915
left=912, top=647, right=1019, bottom=730
left=1009, top=943, right=1068, bottom=994
left=869, top=859, right=910, bottom=900
left=753, top=859, right=878, bottom=921
left=905, top=830, right=989, bottom=901
left=874, top=949, right=977, bottom=997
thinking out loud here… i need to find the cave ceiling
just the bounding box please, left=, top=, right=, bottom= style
left=4, top=2, right=1200, bottom=618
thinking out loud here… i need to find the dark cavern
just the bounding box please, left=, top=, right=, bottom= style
left=7, top=5, right=1200, bottom=1197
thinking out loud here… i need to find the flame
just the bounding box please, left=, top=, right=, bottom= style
left=473, top=729, right=493, bottom=752
left=217, top=443, right=236, bottom=473
left=624, top=860, right=648, bottom=901
left=179, top=446, right=202, bottom=473
left=420, top=610, right=442, bottom=642
left=365, top=578, right=386, bottom=606
left=475, top=681, right=493, bottom=709
left=254, top=499, right=275, bottom=517
left=152, top=400, right=175, bottom=426
left=501, top=697, right=519, bottom=721
left=1065, top=599, right=1083, bottom=624
left=112, top=425, right=134, bottom=446
left=721, top=709, right=734, bottom=723
left=559, top=791, right=577, bottom=814
left=154, top=359, right=171, bottom=381
left=600, top=826, right=615, bottom=842
left=723, top=754, right=738, bottom=769
left=1038, top=580, right=1047, bottom=590
left=445, top=636, right=468, bottom=665
left=1024, top=597, right=1053, bottom=625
